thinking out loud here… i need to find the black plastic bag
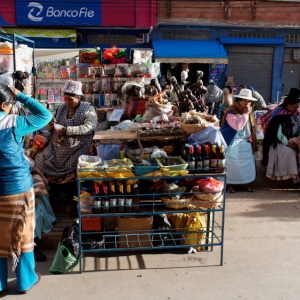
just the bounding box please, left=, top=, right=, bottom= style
left=61, top=223, right=79, bottom=259
left=81, top=233, right=105, bottom=250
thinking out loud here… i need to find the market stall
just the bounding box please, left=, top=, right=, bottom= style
left=19, top=46, right=228, bottom=273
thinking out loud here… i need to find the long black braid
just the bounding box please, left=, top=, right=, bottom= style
left=262, top=114, right=293, bottom=166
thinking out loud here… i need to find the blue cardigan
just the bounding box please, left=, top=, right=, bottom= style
left=0, top=93, right=52, bottom=195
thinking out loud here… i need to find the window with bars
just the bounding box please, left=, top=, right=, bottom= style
left=229, top=32, right=276, bottom=38
left=285, top=34, right=300, bottom=44
left=162, top=30, right=210, bottom=40
left=88, top=35, right=136, bottom=45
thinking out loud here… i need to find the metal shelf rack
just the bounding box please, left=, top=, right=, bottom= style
left=77, top=170, right=227, bottom=273
left=0, top=33, right=35, bottom=73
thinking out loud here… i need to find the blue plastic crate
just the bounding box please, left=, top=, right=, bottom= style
left=133, top=159, right=160, bottom=176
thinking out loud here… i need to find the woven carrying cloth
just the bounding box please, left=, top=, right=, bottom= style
left=0, top=189, right=35, bottom=271
left=35, top=102, right=93, bottom=178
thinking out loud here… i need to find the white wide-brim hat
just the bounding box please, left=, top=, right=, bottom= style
left=234, top=88, right=257, bottom=101
left=63, top=80, right=83, bottom=96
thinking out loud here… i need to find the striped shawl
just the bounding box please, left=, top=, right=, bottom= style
left=0, top=189, right=35, bottom=270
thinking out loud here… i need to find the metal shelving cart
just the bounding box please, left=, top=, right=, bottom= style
left=77, top=168, right=227, bottom=273
left=0, top=33, right=35, bottom=73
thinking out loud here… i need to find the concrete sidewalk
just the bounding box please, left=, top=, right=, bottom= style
left=3, top=167, right=300, bottom=300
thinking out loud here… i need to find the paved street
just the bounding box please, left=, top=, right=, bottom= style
left=2, top=170, right=300, bottom=300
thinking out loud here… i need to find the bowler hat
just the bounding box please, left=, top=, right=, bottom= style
left=285, top=87, right=300, bottom=100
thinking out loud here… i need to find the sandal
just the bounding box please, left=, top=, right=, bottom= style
left=227, top=185, right=235, bottom=193
left=241, top=184, right=254, bottom=192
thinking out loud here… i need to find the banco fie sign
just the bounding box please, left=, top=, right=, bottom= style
left=16, top=0, right=101, bottom=26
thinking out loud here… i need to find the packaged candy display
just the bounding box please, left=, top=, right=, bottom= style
left=103, top=48, right=126, bottom=64
left=53, top=59, right=62, bottom=79
left=79, top=49, right=101, bottom=64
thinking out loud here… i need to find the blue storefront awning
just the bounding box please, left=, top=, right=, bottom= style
left=152, top=40, right=229, bottom=64
left=218, top=37, right=285, bottom=45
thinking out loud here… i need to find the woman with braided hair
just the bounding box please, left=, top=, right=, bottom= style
left=262, top=88, right=300, bottom=184
left=220, top=89, right=258, bottom=193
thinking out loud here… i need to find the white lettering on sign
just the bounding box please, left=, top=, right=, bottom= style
left=27, top=2, right=94, bottom=22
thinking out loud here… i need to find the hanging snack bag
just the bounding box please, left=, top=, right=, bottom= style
left=54, top=88, right=61, bottom=102
left=47, top=88, right=55, bottom=102
left=60, top=59, right=69, bottom=80
left=39, top=87, right=48, bottom=101
left=37, top=60, right=46, bottom=79
left=53, top=59, right=62, bottom=80
left=79, top=49, right=101, bottom=64
left=46, top=60, right=54, bottom=80
left=69, top=57, right=77, bottom=79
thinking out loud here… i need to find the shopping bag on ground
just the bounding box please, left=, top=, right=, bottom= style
left=49, top=243, right=79, bottom=274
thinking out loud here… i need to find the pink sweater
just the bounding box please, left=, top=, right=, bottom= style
left=226, top=113, right=252, bottom=142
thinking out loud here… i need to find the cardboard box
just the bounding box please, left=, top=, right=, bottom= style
left=227, top=76, right=234, bottom=82
left=103, top=216, right=118, bottom=230
left=118, top=216, right=153, bottom=248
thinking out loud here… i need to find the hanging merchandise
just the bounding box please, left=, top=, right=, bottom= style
left=79, top=48, right=101, bottom=64
left=103, top=48, right=126, bottom=64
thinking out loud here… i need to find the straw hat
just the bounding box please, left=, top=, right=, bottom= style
left=234, top=88, right=257, bottom=101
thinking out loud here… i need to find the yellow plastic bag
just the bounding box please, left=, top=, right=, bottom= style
left=162, top=170, right=189, bottom=177
left=106, top=171, right=138, bottom=184
left=168, top=212, right=207, bottom=251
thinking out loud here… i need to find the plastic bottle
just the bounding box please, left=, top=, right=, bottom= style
left=117, top=182, right=125, bottom=213
left=125, top=184, right=132, bottom=213
left=203, top=144, right=210, bottom=173
left=217, top=145, right=226, bottom=173
left=195, top=145, right=203, bottom=172
left=210, top=144, right=218, bottom=172
left=187, top=145, right=195, bottom=173
left=109, top=182, right=117, bottom=213
left=132, top=183, right=140, bottom=212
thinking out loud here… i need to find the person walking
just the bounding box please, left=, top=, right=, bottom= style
left=204, top=80, right=224, bottom=115
left=0, top=83, right=52, bottom=293
left=248, top=86, right=268, bottom=110
left=222, top=85, right=233, bottom=107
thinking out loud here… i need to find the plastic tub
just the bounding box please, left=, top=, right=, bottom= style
left=133, top=159, right=160, bottom=176
left=156, top=156, right=188, bottom=171
left=104, top=158, right=133, bottom=172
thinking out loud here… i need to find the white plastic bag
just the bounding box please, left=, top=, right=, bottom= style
left=78, top=155, right=102, bottom=168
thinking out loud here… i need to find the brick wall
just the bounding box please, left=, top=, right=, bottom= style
left=157, top=1, right=300, bottom=27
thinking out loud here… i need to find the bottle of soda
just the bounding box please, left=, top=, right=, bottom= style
left=132, top=183, right=140, bottom=212
left=203, top=144, right=210, bottom=173
left=125, top=183, right=132, bottom=213
left=182, top=143, right=190, bottom=162
left=210, top=144, right=218, bottom=172
left=109, top=182, right=117, bottom=213
left=101, top=181, right=109, bottom=213
left=217, top=145, right=226, bottom=173
left=117, top=182, right=125, bottom=213
left=187, top=145, right=195, bottom=174
left=194, top=145, right=203, bottom=172
left=93, top=181, right=102, bottom=214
